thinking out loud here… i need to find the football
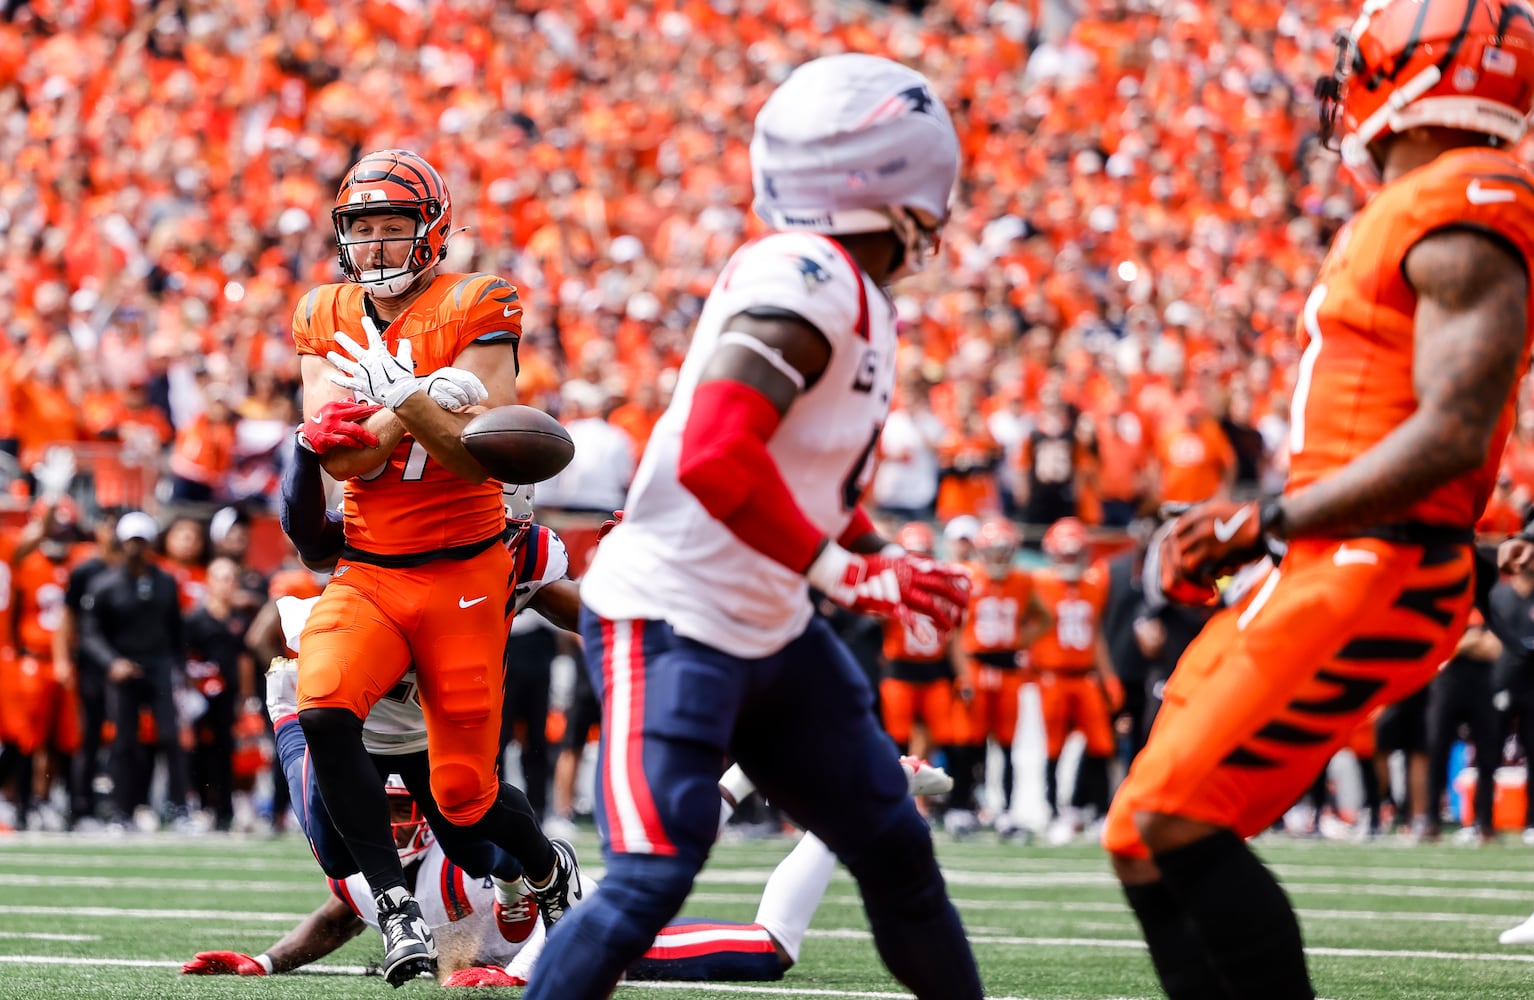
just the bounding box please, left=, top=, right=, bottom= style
left=461, top=405, right=575, bottom=484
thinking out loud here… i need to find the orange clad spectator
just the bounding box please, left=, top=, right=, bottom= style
left=12, top=355, right=85, bottom=471
left=608, top=382, right=665, bottom=459
left=168, top=395, right=236, bottom=505
left=936, top=412, right=1003, bottom=524
left=1153, top=394, right=1235, bottom=507
left=1479, top=476, right=1525, bottom=537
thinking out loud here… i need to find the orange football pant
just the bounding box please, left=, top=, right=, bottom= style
left=296, top=541, right=515, bottom=824
left=880, top=677, right=960, bottom=746
left=0, top=654, right=81, bottom=755
left=1104, top=537, right=1473, bottom=859
left=1038, top=670, right=1115, bottom=758
left=961, top=665, right=1024, bottom=748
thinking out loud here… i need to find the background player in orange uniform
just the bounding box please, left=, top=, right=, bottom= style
left=949, top=518, right=1050, bottom=834
left=291, top=149, right=575, bottom=985
left=1104, top=4, right=1534, bottom=998
left=1032, top=518, right=1118, bottom=839
left=879, top=523, right=960, bottom=768
left=0, top=501, right=83, bottom=828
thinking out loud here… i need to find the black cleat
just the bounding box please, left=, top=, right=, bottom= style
left=374, top=886, right=438, bottom=987
left=530, top=838, right=584, bottom=929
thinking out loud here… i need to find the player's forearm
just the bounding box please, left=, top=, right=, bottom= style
left=282, top=444, right=346, bottom=564
left=529, top=581, right=581, bottom=633
left=263, top=902, right=366, bottom=973
left=1275, top=409, right=1491, bottom=537
left=319, top=410, right=406, bottom=480
left=392, top=394, right=490, bottom=483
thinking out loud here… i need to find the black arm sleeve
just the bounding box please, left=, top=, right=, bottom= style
left=281, top=441, right=346, bottom=565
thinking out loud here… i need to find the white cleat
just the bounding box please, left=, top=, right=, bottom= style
left=1501, top=915, right=1534, bottom=945
left=899, top=756, right=953, bottom=797
left=943, top=809, right=980, bottom=838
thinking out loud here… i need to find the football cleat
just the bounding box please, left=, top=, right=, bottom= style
left=1502, top=915, right=1534, bottom=946
left=374, top=886, right=437, bottom=987
left=943, top=809, right=980, bottom=838
left=531, top=839, right=584, bottom=929
left=502, top=925, right=543, bottom=986
left=492, top=876, right=539, bottom=943
left=899, top=756, right=953, bottom=797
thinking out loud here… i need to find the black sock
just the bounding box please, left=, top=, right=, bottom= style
left=1154, top=830, right=1314, bottom=1000
left=466, top=782, right=556, bottom=883
left=1045, top=757, right=1060, bottom=817
left=944, top=746, right=977, bottom=812
left=1000, top=752, right=1015, bottom=811
left=1074, top=755, right=1110, bottom=817
left=1122, top=880, right=1233, bottom=1000
left=298, top=708, right=405, bottom=894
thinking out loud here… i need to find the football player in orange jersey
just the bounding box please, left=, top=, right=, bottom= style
left=290, top=149, right=576, bottom=986
left=948, top=518, right=1051, bottom=834
left=0, top=500, right=85, bottom=829
left=1105, top=4, right=1534, bottom=998
left=878, top=523, right=961, bottom=766
left=1031, top=518, right=1118, bottom=839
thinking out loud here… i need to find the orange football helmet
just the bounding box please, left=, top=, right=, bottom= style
left=895, top=521, right=936, bottom=556
left=1043, top=516, right=1091, bottom=581
left=974, top=518, right=1020, bottom=577
left=1317, top=0, right=1534, bottom=182
left=332, top=149, right=454, bottom=296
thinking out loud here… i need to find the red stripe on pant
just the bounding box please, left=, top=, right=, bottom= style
left=599, top=618, right=673, bottom=855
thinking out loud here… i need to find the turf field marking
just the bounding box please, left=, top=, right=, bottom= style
left=0, top=931, right=98, bottom=941
left=0, top=904, right=313, bottom=923
left=0, top=955, right=370, bottom=975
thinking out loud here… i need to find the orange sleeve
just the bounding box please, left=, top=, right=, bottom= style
left=457, top=274, right=523, bottom=355
left=1399, top=150, right=1534, bottom=271
left=290, top=286, right=335, bottom=358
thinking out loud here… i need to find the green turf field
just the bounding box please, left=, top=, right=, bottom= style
left=2, top=828, right=1534, bottom=999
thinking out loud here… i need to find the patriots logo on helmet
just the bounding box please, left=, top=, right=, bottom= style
left=899, top=85, right=935, bottom=115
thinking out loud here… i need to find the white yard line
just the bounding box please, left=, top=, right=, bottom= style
left=0, top=931, right=98, bottom=941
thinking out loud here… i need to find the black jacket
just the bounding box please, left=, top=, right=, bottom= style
left=79, top=564, right=184, bottom=670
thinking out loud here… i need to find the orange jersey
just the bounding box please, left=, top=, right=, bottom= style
left=0, top=534, right=18, bottom=659
left=1030, top=566, right=1108, bottom=672
left=1289, top=148, right=1534, bottom=529
left=14, top=546, right=87, bottom=655
left=960, top=566, right=1036, bottom=657
left=882, top=615, right=948, bottom=664
left=292, top=273, right=523, bottom=556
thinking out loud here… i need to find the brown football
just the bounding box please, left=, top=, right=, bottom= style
left=461, top=405, right=575, bottom=484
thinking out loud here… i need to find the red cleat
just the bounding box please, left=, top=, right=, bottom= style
left=492, top=879, right=539, bottom=944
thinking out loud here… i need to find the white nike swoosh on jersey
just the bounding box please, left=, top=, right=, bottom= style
left=503, top=305, right=520, bottom=318
left=1212, top=507, right=1252, bottom=543
left=459, top=596, right=489, bottom=609
left=1467, top=179, right=1517, bottom=205
left=1333, top=544, right=1379, bottom=567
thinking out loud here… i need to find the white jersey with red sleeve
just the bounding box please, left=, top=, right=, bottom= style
left=327, top=840, right=539, bottom=969
left=277, top=525, right=570, bottom=755
left=580, top=231, right=898, bottom=657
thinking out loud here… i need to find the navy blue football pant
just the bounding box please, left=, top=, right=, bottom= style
left=523, top=612, right=983, bottom=1000
left=274, top=718, right=521, bottom=881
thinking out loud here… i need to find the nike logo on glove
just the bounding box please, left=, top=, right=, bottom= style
left=459, top=596, right=488, bottom=609
left=1212, top=507, right=1252, bottom=543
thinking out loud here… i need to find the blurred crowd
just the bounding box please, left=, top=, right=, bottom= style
left=16, top=0, right=1534, bottom=529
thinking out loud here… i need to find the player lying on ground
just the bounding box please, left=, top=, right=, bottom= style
left=182, top=753, right=951, bottom=984
left=278, top=414, right=582, bottom=946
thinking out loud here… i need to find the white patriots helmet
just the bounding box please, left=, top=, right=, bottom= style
left=750, top=54, right=960, bottom=276
left=503, top=482, right=535, bottom=548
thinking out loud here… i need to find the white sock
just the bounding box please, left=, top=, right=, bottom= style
left=753, top=832, right=836, bottom=964
left=718, top=764, right=756, bottom=807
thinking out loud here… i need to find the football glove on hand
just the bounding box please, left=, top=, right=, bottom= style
left=1499, top=535, right=1534, bottom=574
left=806, top=543, right=970, bottom=633
left=298, top=399, right=382, bottom=454
left=1146, top=500, right=1278, bottom=607
left=596, top=510, right=624, bottom=541
left=444, top=965, right=520, bottom=988
left=327, top=315, right=422, bottom=409
left=181, top=951, right=267, bottom=976
left=422, top=366, right=488, bottom=410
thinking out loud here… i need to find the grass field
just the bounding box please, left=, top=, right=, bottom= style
left=3, top=828, right=1534, bottom=999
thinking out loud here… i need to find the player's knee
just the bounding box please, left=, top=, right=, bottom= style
left=597, top=852, right=701, bottom=934
left=841, top=804, right=943, bottom=912
left=297, top=706, right=363, bottom=750
left=432, top=760, right=494, bottom=825
left=1110, top=850, right=1159, bottom=887
left=1134, top=809, right=1223, bottom=855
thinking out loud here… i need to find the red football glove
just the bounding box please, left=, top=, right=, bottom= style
left=597, top=510, right=624, bottom=541
left=298, top=399, right=382, bottom=454
left=807, top=543, right=970, bottom=632
left=181, top=951, right=266, bottom=976
left=1147, top=500, right=1276, bottom=607
left=444, top=965, right=519, bottom=988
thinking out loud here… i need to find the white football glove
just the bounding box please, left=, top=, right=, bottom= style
left=327, top=315, right=422, bottom=409
left=422, top=366, right=488, bottom=410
